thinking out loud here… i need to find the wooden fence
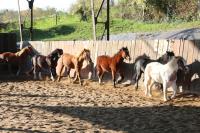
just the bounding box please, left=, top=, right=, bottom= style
left=29, top=40, right=200, bottom=64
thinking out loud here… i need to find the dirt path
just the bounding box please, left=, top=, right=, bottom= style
left=0, top=78, right=200, bottom=133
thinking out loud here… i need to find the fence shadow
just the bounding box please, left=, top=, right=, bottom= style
left=1, top=103, right=200, bottom=132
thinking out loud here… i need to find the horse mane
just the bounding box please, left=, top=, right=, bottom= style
left=78, top=49, right=89, bottom=57
left=48, top=49, right=58, bottom=57
left=135, top=54, right=150, bottom=62
left=15, top=47, right=29, bottom=56
left=112, top=47, right=128, bottom=58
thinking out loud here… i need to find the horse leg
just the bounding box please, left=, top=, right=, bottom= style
left=135, top=70, right=142, bottom=90
left=8, top=63, right=14, bottom=76
left=57, top=65, right=64, bottom=82
left=144, top=74, right=150, bottom=96
left=97, top=68, right=104, bottom=84
left=39, top=71, right=42, bottom=80
left=171, top=82, right=177, bottom=99
left=73, top=66, right=82, bottom=85
left=49, top=68, right=55, bottom=81
left=163, top=82, right=169, bottom=101
left=78, top=71, right=82, bottom=85
left=111, top=70, right=116, bottom=88
left=144, top=78, right=151, bottom=96
left=116, top=72, right=124, bottom=84
left=66, top=67, right=71, bottom=79
left=33, top=65, right=38, bottom=80
left=132, top=72, right=137, bottom=84
left=16, top=65, right=21, bottom=76
left=148, top=81, right=155, bottom=97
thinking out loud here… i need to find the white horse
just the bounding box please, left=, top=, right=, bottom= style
left=144, top=56, right=187, bottom=101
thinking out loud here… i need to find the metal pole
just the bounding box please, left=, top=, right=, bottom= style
left=30, top=6, right=33, bottom=40
left=107, top=0, right=109, bottom=40
left=17, top=0, right=23, bottom=49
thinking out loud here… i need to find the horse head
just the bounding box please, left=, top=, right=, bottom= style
left=120, top=47, right=131, bottom=61
left=27, top=46, right=35, bottom=56
left=79, top=48, right=92, bottom=63
left=49, top=48, right=63, bottom=62
left=158, top=51, right=175, bottom=64
left=17, top=45, right=35, bottom=57
left=55, top=48, right=63, bottom=58
left=176, top=56, right=189, bottom=73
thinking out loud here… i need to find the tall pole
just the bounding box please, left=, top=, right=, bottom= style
left=30, top=6, right=33, bottom=40
left=91, top=0, right=97, bottom=78
left=27, top=0, right=34, bottom=41
left=106, top=0, right=109, bottom=40
left=90, top=0, right=96, bottom=40
left=17, top=0, right=23, bottom=49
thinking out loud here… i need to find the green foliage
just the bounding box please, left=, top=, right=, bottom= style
left=3, top=14, right=200, bottom=41
left=113, top=0, right=199, bottom=22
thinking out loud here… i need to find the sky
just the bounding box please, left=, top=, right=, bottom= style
left=0, top=0, right=77, bottom=12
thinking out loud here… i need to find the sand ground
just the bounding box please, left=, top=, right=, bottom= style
left=0, top=76, right=200, bottom=133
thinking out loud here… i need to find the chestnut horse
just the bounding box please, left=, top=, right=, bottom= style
left=32, top=48, right=63, bottom=81
left=96, top=47, right=131, bottom=88
left=57, top=48, right=92, bottom=85
left=0, top=46, right=34, bottom=76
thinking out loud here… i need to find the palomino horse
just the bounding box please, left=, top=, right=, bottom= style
left=144, top=56, right=188, bottom=101
left=0, top=46, right=34, bottom=76
left=133, top=51, right=175, bottom=90
left=96, top=47, right=131, bottom=88
left=57, top=48, right=92, bottom=85
left=32, top=48, right=63, bottom=81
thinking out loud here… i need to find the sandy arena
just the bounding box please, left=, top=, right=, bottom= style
left=0, top=76, right=200, bottom=133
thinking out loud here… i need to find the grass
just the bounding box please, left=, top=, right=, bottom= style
left=2, top=14, right=200, bottom=41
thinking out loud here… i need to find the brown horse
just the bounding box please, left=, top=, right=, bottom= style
left=57, top=48, right=92, bottom=85
left=0, top=46, right=34, bottom=76
left=96, top=47, right=131, bottom=88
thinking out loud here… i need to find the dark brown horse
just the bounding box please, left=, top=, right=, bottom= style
left=0, top=46, right=34, bottom=76
left=57, top=48, right=92, bottom=85
left=96, top=47, right=131, bottom=88
left=177, top=59, right=200, bottom=91
left=32, top=48, right=63, bottom=81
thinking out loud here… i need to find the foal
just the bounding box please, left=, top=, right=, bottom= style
left=96, top=47, right=131, bottom=88
left=144, top=57, right=187, bottom=101
left=57, top=49, right=92, bottom=85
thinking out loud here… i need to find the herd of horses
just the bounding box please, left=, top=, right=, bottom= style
left=0, top=45, right=200, bottom=101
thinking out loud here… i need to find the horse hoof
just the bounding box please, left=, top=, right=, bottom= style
left=164, top=97, right=170, bottom=102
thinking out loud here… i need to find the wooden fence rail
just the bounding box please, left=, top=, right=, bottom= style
left=29, top=40, right=200, bottom=64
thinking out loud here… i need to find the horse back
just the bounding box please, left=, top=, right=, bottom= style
left=62, top=53, right=76, bottom=68
left=0, top=52, right=19, bottom=62
left=96, top=55, right=113, bottom=71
